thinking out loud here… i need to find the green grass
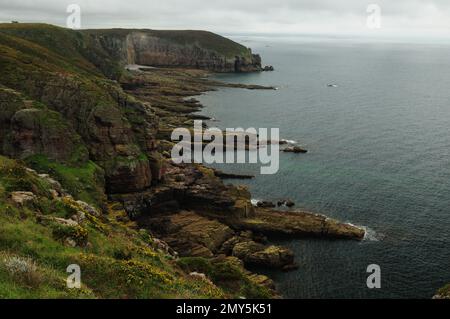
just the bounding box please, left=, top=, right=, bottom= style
left=0, top=156, right=273, bottom=299
left=178, top=257, right=274, bottom=299
left=25, top=155, right=106, bottom=209
left=0, top=156, right=225, bottom=298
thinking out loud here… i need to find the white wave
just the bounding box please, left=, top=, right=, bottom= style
left=361, top=226, right=381, bottom=242
left=281, top=139, right=297, bottom=144
left=250, top=199, right=261, bottom=207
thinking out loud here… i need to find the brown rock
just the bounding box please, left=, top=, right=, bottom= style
left=232, top=240, right=295, bottom=269
left=141, top=211, right=234, bottom=257
left=9, top=191, right=36, bottom=206
left=232, top=209, right=365, bottom=240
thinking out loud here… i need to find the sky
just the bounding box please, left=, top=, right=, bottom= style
left=1, top=0, right=450, bottom=39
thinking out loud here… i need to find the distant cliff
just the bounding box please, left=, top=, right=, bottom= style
left=83, top=29, right=262, bottom=72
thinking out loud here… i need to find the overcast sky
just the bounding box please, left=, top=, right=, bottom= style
left=1, top=0, right=450, bottom=39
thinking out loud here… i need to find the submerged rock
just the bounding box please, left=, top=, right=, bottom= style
left=283, top=146, right=308, bottom=153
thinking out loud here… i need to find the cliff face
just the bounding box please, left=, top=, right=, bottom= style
left=85, top=29, right=262, bottom=72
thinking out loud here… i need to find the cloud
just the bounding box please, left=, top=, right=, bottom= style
left=0, top=0, right=450, bottom=38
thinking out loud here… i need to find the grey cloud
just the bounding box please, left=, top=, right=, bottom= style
left=0, top=0, right=450, bottom=37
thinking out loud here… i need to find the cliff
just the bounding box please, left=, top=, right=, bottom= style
left=84, top=29, right=262, bottom=72
left=0, top=23, right=363, bottom=299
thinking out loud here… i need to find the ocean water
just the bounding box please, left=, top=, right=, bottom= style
left=196, top=36, right=450, bottom=298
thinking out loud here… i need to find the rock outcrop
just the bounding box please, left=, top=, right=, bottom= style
left=232, top=240, right=295, bottom=269
left=84, top=29, right=262, bottom=72
left=283, top=146, right=308, bottom=153
left=231, top=209, right=365, bottom=240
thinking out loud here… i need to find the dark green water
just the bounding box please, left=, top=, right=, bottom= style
left=196, top=37, right=450, bottom=298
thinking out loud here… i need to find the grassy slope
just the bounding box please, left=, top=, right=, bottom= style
left=0, top=155, right=272, bottom=298
left=0, top=24, right=272, bottom=299
left=1, top=23, right=253, bottom=63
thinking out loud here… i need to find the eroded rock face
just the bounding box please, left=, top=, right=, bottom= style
left=141, top=211, right=234, bottom=258
left=0, top=72, right=157, bottom=194
left=87, top=30, right=262, bottom=72
left=0, top=89, right=89, bottom=164
left=10, top=191, right=36, bottom=206
left=9, top=108, right=89, bottom=163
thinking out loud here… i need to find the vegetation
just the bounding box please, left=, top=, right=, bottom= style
left=0, top=155, right=227, bottom=298
left=0, top=23, right=273, bottom=299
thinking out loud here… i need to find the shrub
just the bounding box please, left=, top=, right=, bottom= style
left=52, top=223, right=88, bottom=246
left=113, top=247, right=133, bottom=261
left=3, top=255, right=42, bottom=287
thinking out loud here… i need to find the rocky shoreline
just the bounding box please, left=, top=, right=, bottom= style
left=0, top=24, right=365, bottom=298
left=115, top=66, right=365, bottom=294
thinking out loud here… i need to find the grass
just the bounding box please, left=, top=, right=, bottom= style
left=0, top=24, right=274, bottom=299
left=0, top=158, right=223, bottom=298
left=177, top=257, right=274, bottom=299
left=25, top=155, right=106, bottom=209
left=0, top=156, right=272, bottom=298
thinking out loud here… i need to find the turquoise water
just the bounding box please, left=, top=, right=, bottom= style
left=197, top=37, right=450, bottom=298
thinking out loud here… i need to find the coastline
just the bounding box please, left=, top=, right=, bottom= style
left=120, top=66, right=366, bottom=296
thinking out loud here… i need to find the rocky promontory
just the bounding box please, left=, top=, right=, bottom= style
left=84, top=29, right=262, bottom=73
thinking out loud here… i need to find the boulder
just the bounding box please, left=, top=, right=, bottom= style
left=9, top=191, right=36, bottom=206
left=232, top=240, right=295, bottom=269
left=256, top=200, right=276, bottom=208
left=53, top=217, right=79, bottom=227
left=277, top=199, right=295, bottom=208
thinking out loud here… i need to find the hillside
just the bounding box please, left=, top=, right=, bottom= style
left=0, top=23, right=262, bottom=74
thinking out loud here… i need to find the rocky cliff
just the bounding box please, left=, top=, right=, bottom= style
left=0, top=23, right=364, bottom=299
left=83, top=29, right=261, bottom=72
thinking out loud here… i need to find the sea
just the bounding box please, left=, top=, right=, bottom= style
left=195, top=35, right=450, bottom=298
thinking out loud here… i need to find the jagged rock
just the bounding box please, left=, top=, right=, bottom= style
left=277, top=199, right=295, bottom=208
left=148, top=151, right=166, bottom=183
left=53, top=217, right=79, bottom=227
left=151, top=237, right=178, bottom=257
left=262, top=66, right=274, bottom=71
left=283, top=146, right=308, bottom=153
left=214, top=169, right=254, bottom=179
left=232, top=240, right=295, bottom=269
left=9, top=191, right=36, bottom=206
left=434, top=284, right=450, bottom=299
left=141, top=211, right=234, bottom=258
left=232, top=209, right=365, bottom=240
left=70, top=211, right=86, bottom=224
left=75, top=200, right=101, bottom=217
left=256, top=200, right=276, bottom=208
left=4, top=107, right=89, bottom=164
left=189, top=272, right=213, bottom=285
left=247, top=273, right=276, bottom=290
left=105, top=155, right=152, bottom=194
